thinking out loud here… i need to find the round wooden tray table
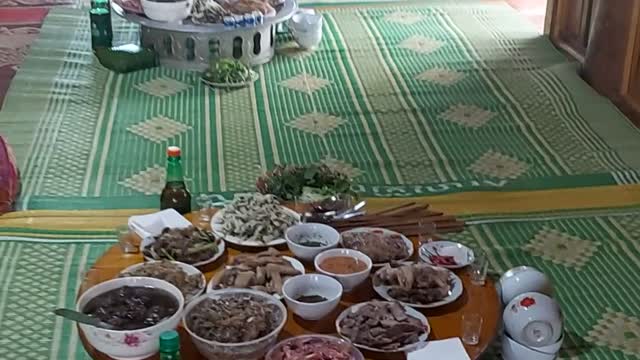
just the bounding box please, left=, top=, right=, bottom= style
left=79, top=217, right=500, bottom=360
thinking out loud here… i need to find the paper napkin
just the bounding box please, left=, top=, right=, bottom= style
left=407, top=338, right=471, bottom=360
left=128, top=209, right=191, bottom=239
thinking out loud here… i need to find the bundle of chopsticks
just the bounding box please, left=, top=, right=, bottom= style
left=327, top=202, right=465, bottom=238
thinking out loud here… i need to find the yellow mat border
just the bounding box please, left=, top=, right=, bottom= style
left=2, top=184, right=640, bottom=234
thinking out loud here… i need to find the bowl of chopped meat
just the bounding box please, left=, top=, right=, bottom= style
left=183, top=288, right=287, bottom=360
left=266, top=335, right=364, bottom=360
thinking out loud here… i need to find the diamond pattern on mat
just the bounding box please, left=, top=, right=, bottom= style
left=0, top=243, right=68, bottom=359
left=135, top=76, right=191, bottom=97
left=280, top=72, right=331, bottom=95
left=416, top=68, right=465, bottom=86
left=278, top=41, right=314, bottom=59
left=468, top=150, right=528, bottom=179
left=127, top=115, right=191, bottom=143
left=322, top=157, right=363, bottom=179
left=384, top=11, right=425, bottom=25
left=524, top=227, right=600, bottom=269
left=440, top=104, right=495, bottom=129
left=585, top=309, right=640, bottom=355
left=399, top=35, right=444, bottom=55
left=288, top=112, right=346, bottom=136
left=119, top=165, right=165, bottom=195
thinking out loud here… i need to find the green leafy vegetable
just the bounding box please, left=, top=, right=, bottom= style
left=202, top=59, right=251, bottom=84
left=256, top=163, right=354, bottom=201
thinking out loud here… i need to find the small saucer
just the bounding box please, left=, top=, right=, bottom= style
left=419, top=240, right=474, bottom=269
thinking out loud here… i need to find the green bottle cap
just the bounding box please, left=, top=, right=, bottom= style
left=159, top=330, right=180, bottom=352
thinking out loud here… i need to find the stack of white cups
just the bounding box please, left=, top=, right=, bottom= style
left=498, top=266, right=564, bottom=360
left=288, top=8, right=324, bottom=50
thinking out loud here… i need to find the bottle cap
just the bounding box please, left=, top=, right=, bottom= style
left=167, top=146, right=181, bottom=157
left=159, top=330, right=180, bottom=352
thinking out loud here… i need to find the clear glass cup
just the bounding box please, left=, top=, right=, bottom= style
left=461, top=313, right=483, bottom=345
left=469, top=248, right=488, bottom=286
left=116, top=225, right=139, bottom=254
left=417, top=220, right=436, bottom=247
left=194, top=194, right=214, bottom=229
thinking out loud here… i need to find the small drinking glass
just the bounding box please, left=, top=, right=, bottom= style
left=469, top=248, right=488, bottom=286
left=461, top=313, right=483, bottom=345
left=116, top=225, right=139, bottom=254
left=417, top=220, right=436, bottom=247
left=195, top=194, right=214, bottom=229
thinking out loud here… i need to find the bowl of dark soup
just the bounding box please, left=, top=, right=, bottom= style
left=282, top=274, right=343, bottom=320
left=76, top=277, right=184, bottom=360
left=285, top=223, right=340, bottom=262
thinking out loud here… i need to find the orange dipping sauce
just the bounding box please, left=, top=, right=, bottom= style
left=320, top=256, right=367, bottom=274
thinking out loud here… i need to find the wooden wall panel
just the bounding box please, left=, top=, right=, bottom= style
left=622, top=5, right=640, bottom=119
left=549, top=0, right=640, bottom=124
left=549, top=0, right=594, bottom=62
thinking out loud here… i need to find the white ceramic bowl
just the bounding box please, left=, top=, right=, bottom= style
left=183, top=289, right=287, bottom=360
left=531, top=333, right=564, bottom=354
left=314, top=248, right=372, bottom=292
left=499, top=266, right=553, bottom=306
left=504, top=292, right=563, bottom=348
left=76, top=277, right=185, bottom=360
left=285, top=223, right=340, bottom=262
left=120, top=260, right=206, bottom=304
left=282, top=274, right=343, bottom=320
left=502, top=333, right=557, bottom=360
left=141, top=0, right=193, bottom=22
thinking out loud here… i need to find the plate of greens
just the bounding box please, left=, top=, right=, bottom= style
left=256, top=163, right=354, bottom=203
left=201, top=59, right=258, bottom=89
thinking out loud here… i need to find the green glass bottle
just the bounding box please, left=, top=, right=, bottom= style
left=160, top=146, right=192, bottom=215
left=159, top=330, right=180, bottom=360
left=90, top=0, right=113, bottom=50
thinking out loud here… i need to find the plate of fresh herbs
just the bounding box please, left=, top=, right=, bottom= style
left=200, top=59, right=258, bottom=89
left=256, top=163, right=354, bottom=203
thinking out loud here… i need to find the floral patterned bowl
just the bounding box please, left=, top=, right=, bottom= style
left=76, top=277, right=185, bottom=360
left=503, top=292, right=563, bottom=348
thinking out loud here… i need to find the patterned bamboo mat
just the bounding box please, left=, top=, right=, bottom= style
left=3, top=3, right=640, bottom=213
left=2, top=206, right=640, bottom=358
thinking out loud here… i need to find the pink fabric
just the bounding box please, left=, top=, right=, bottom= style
left=0, top=7, right=48, bottom=109
left=0, top=135, right=19, bottom=214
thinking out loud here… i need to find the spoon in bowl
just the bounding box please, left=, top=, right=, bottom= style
left=53, top=308, right=118, bottom=330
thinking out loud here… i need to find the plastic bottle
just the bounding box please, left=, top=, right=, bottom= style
left=159, top=330, right=180, bottom=360
left=90, top=0, right=113, bottom=50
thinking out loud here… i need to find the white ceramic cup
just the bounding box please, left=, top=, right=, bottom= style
left=285, top=223, right=340, bottom=262
left=282, top=274, right=343, bottom=320
left=290, top=12, right=324, bottom=50
left=314, top=248, right=372, bottom=292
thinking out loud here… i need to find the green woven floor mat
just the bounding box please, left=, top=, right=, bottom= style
left=3, top=3, right=640, bottom=211
left=0, top=240, right=112, bottom=359
left=3, top=207, right=640, bottom=358
left=459, top=210, right=640, bottom=359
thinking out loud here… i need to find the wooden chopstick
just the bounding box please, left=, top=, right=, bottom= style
left=371, top=202, right=416, bottom=216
